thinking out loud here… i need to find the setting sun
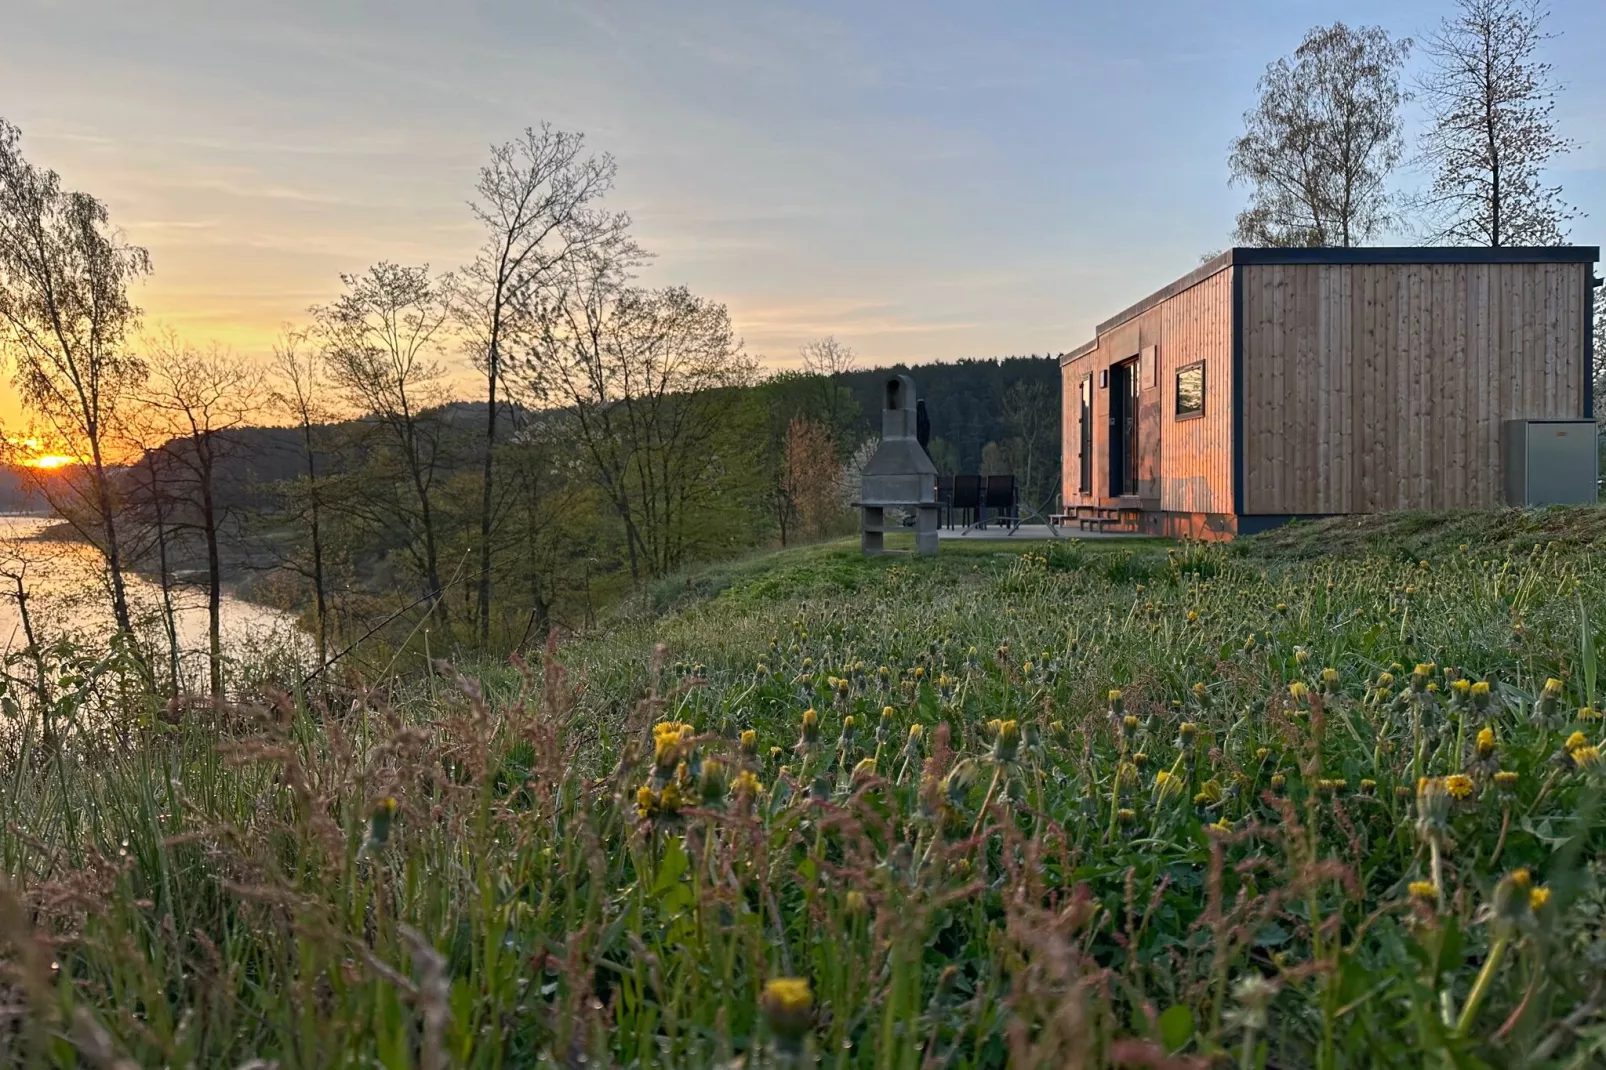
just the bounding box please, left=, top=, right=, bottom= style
left=26, top=454, right=75, bottom=470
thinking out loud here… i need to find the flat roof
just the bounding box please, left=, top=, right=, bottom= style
left=1058, top=245, right=1601, bottom=366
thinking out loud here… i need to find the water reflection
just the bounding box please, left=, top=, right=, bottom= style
left=0, top=514, right=307, bottom=687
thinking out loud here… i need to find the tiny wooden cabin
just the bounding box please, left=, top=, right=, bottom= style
left=1060, top=247, right=1601, bottom=538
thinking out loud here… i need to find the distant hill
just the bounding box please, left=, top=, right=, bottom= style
left=0, top=465, right=49, bottom=514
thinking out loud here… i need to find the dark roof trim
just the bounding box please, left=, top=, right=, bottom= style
left=1059, top=245, right=1601, bottom=365
left=1232, top=245, right=1599, bottom=266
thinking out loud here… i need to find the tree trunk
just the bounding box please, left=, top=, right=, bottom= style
left=200, top=462, right=222, bottom=700
left=478, top=336, right=498, bottom=648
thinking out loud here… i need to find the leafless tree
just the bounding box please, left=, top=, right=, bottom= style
left=317, top=262, right=456, bottom=630
left=0, top=118, right=149, bottom=639
left=799, top=336, right=861, bottom=446
left=1412, top=0, right=1577, bottom=246
left=1002, top=379, right=1059, bottom=507
left=269, top=325, right=340, bottom=669
left=458, top=125, right=637, bottom=646
left=516, top=250, right=757, bottom=579
left=138, top=333, right=266, bottom=698
left=1229, top=23, right=1412, bottom=247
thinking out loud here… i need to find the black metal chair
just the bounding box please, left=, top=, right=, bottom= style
left=982, top=474, right=1016, bottom=527
left=937, top=475, right=954, bottom=529
left=950, top=475, right=981, bottom=529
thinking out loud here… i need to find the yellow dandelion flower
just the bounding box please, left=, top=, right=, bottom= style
left=1572, top=745, right=1601, bottom=769
left=1444, top=774, right=1474, bottom=800
left=1566, top=731, right=1590, bottom=752
left=759, top=977, right=814, bottom=1049
left=635, top=785, right=658, bottom=820
left=1470, top=680, right=1490, bottom=698
left=844, top=890, right=869, bottom=916
left=852, top=757, right=877, bottom=780
left=740, top=729, right=759, bottom=756
left=1476, top=727, right=1495, bottom=758
left=1543, top=677, right=1564, bottom=698
left=1288, top=681, right=1309, bottom=700
left=731, top=770, right=763, bottom=801
left=1408, top=880, right=1438, bottom=903
left=1530, top=886, right=1551, bottom=910
left=1509, top=868, right=1533, bottom=891
left=1493, top=770, right=1519, bottom=790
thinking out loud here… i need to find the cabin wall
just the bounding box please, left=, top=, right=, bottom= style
left=1241, top=262, right=1590, bottom=513
left=1060, top=266, right=1234, bottom=517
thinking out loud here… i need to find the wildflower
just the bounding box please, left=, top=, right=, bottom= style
left=1534, top=678, right=1565, bottom=728
left=1116, top=807, right=1137, bottom=827
left=987, top=720, right=1020, bottom=764
left=1179, top=722, right=1197, bottom=744
left=1411, top=663, right=1435, bottom=692
left=1226, top=975, right=1280, bottom=1034
left=1154, top=769, right=1181, bottom=801
left=759, top=977, right=814, bottom=1054
left=1120, top=714, right=1140, bottom=741
left=1493, top=770, right=1519, bottom=793
left=798, top=708, right=821, bottom=748
left=1476, top=727, right=1495, bottom=759
left=852, top=757, right=877, bottom=782
left=1316, top=778, right=1345, bottom=796
left=1270, top=773, right=1287, bottom=795
left=904, top=723, right=924, bottom=755
left=1049, top=720, right=1070, bottom=748
left=1359, top=779, right=1377, bottom=795
left=1444, top=774, right=1474, bottom=800
left=1581, top=706, right=1603, bottom=722
left=368, top=797, right=398, bottom=849
left=1572, top=745, right=1601, bottom=770
left=1191, top=681, right=1208, bottom=701
left=1275, top=603, right=1287, bottom=614
left=1255, top=747, right=1271, bottom=763
left=1377, top=671, right=1396, bottom=689
left=731, top=770, right=763, bottom=806
left=1492, top=869, right=1534, bottom=929
left=1321, top=667, right=1340, bottom=693
left=1208, top=816, right=1232, bottom=834
left=1471, top=680, right=1492, bottom=710
left=1194, top=779, right=1223, bottom=808
left=1449, top=678, right=1472, bottom=705
left=1186, top=610, right=1199, bottom=623
left=740, top=729, right=759, bottom=757
left=1294, top=647, right=1310, bottom=665
left=1408, top=880, right=1438, bottom=903
left=1132, top=751, right=1150, bottom=770
left=1108, top=689, right=1124, bottom=715
left=769, top=746, right=784, bottom=763
left=1566, top=730, right=1590, bottom=753
left=1415, top=778, right=1451, bottom=846
left=1288, top=681, right=1309, bottom=701
left=875, top=707, right=894, bottom=744
left=844, top=890, right=869, bottom=917
left=635, top=785, right=657, bottom=820
left=1530, top=886, right=1551, bottom=911
left=699, top=758, right=729, bottom=804
left=839, top=715, right=856, bottom=748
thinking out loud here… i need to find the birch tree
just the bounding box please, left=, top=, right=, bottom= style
left=317, top=263, right=456, bottom=630
left=1413, top=0, right=1577, bottom=246
left=459, top=125, right=636, bottom=646
left=0, top=118, right=149, bottom=639
left=516, top=250, right=756, bottom=580
left=1229, top=23, right=1412, bottom=247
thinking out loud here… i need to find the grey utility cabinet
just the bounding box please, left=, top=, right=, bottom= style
left=1502, top=420, right=1599, bottom=506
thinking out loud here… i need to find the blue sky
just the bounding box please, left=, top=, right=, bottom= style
left=1, top=0, right=1601, bottom=414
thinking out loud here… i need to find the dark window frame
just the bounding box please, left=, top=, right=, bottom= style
left=1174, top=360, right=1206, bottom=421
left=1077, top=375, right=1093, bottom=494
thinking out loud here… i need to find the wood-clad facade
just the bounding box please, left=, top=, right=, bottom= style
left=1060, top=247, right=1600, bottom=538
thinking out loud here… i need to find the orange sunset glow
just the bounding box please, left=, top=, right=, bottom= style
left=26, top=454, right=76, bottom=470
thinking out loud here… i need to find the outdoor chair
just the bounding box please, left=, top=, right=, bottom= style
left=982, top=474, right=1016, bottom=527
left=950, top=475, right=981, bottom=529
left=937, top=475, right=954, bottom=528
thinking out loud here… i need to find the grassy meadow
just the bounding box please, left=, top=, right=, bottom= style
left=7, top=510, right=1606, bottom=1067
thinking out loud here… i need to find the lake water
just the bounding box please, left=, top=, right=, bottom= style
left=0, top=515, right=308, bottom=684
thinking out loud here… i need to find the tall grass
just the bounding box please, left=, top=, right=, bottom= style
left=4, top=533, right=1606, bottom=1066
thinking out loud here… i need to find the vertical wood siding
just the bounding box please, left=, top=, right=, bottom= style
left=1060, top=266, right=1234, bottom=515
left=1242, top=262, right=1588, bottom=513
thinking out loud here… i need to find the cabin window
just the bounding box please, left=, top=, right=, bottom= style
left=1175, top=362, right=1205, bottom=419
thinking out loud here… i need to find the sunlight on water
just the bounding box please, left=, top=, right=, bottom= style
left=0, top=514, right=308, bottom=682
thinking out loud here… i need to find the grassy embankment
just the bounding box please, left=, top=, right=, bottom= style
left=6, top=509, right=1606, bottom=1066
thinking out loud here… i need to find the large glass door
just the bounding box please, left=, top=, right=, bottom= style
left=1078, top=376, right=1092, bottom=494
left=1109, top=359, right=1140, bottom=497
